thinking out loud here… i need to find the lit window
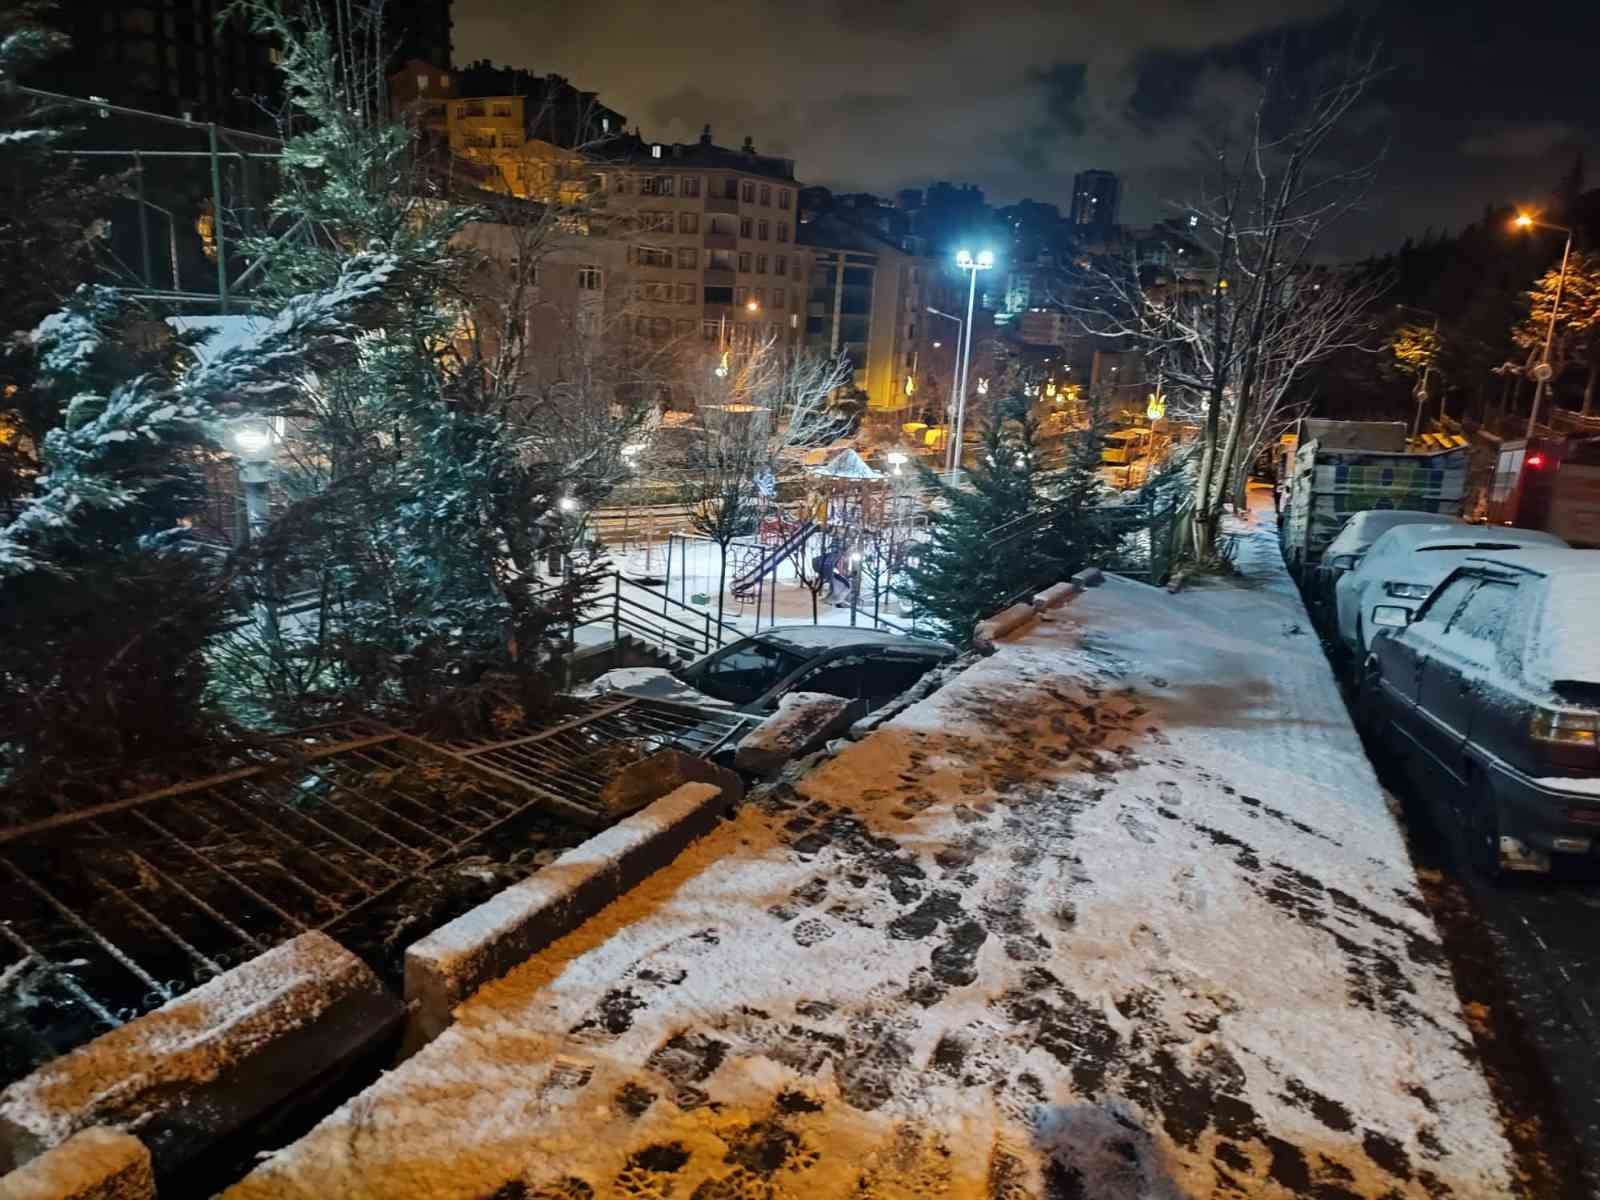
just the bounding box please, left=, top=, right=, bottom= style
left=652, top=144, right=663, bottom=159
left=601, top=116, right=611, bottom=132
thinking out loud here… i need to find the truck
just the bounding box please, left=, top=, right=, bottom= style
left=1279, top=419, right=1470, bottom=580
left=1486, top=436, right=1600, bottom=547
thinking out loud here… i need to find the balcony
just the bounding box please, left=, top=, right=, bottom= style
left=703, top=268, right=736, bottom=286
left=703, top=232, right=736, bottom=251
left=704, top=195, right=739, bottom=214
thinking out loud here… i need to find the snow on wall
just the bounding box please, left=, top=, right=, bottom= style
left=0, top=933, right=385, bottom=1170
left=405, top=782, right=727, bottom=1045
left=0, top=1127, right=151, bottom=1200
left=221, top=496, right=1514, bottom=1200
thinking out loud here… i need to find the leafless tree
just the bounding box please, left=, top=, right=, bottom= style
left=674, top=334, right=852, bottom=627
left=1066, top=38, right=1386, bottom=559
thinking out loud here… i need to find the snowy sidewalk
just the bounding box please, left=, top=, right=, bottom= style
left=225, top=496, right=1514, bottom=1199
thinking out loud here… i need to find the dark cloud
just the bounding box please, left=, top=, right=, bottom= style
left=1460, top=123, right=1579, bottom=161
left=454, top=0, right=1600, bottom=255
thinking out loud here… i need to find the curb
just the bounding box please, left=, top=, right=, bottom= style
left=404, top=781, right=731, bottom=1050
left=0, top=933, right=400, bottom=1178
left=0, top=1128, right=152, bottom=1200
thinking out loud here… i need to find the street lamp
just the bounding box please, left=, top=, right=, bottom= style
left=951, top=249, right=995, bottom=477
left=229, top=416, right=278, bottom=638
left=1394, top=304, right=1443, bottom=437
left=1512, top=212, right=1575, bottom=439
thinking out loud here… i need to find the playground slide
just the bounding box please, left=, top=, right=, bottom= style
left=730, top=520, right=816, bottom=599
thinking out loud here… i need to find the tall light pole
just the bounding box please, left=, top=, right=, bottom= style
left=951, top=248, right=994, bottom=477
left=1513, top=212, right=1575, bottom=439
left=229, top=417, right=279, bottom=640
left=926, top=305, right=962, bottom=434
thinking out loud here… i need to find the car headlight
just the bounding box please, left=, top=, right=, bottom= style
left=1384, top=582, right=1432, bottom=600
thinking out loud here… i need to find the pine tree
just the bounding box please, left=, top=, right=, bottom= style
left=211, top=0, right=643, bottom=731
left=0, top=255, right=396, bottom=792
left=902, top=395, right=1056, bottom=642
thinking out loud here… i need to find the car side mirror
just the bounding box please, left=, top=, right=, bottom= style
left=1329, top=554, right=1358, bottom=570
left=1372, top=605, right=1412, bottom=629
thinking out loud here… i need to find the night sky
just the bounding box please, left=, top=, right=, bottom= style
left=453, top=1, right=1600, bottom=259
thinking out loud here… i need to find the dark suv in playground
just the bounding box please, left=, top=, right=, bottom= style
left=1362, top=548, right=1600, bottom=877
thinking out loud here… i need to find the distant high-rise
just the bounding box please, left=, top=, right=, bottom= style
left=1069, top=169, right=1120, bottom=230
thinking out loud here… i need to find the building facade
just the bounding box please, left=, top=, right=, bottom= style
left=1069, top=169, right=1121, bottom=232
left=590, top=130, right=806, bottom=366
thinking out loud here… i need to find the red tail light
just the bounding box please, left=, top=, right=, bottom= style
left=1527, top=453, right=1546, bottom=468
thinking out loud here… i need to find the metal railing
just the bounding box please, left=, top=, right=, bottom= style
left=567, top=572, right=743, bottom=660
left=0, top=696, right=755, bottom=1081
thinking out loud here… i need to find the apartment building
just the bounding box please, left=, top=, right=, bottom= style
left=590, top=129, right=805, bottom=358
left=798, top=213, right=964, bottom=416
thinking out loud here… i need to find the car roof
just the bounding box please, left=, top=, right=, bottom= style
left=1463, top=547, right=1600, bottom=578
left=1461, top=550, right=1600, bottom=689
left=1369, top=521, right=1472, bottom=550
left=753, top=625, right=953, bottom=655
left=1335, top=509, right=1458, bottom=545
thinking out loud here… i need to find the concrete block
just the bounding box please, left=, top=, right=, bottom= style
left=0, top=933, right=400, bottom=1177
left=405, top=781, right=731, bottom=1048
left=734, top=693, right=859, bottom=777
left=973, top=602, right=1036, bottom=646
left=1032, top=581, right=1081, bottom=611
left=597, top=748, right=744, bottom=819
left=0, top=1128, right=152, bottom=1200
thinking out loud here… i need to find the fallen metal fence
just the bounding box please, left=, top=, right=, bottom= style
left=0, top=697, right=756, bottom=1082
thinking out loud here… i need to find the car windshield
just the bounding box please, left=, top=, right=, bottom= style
left=681, top=639, right=810, bottom=706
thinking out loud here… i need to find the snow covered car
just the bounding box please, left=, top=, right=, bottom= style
left=1362, top=549, right=1600, bottom=876
left=1310, top=509, right=1463, bottom=622
left=585, top=626, right=955, bottom=716
left=1333, top=522, right=1565, bottom=662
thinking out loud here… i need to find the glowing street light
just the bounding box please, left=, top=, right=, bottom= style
left=950, top=247, right=995, bottom=477
left=745, top=298, right=760, bottom=313
left=558, top=495, right=579, bottom=513
left=1512, top=210, right=1574, bottom=438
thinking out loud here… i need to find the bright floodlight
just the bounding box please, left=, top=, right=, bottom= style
left=558, top=495, right=578, bottom=512
left=955, top=249, right=974, bottom=268
left=1514, top=212, right=1534, bottom=228
left=977, top=250, right=995, bottom=268
left=745, top=298, right=759, bottom=312
left=230, top=421, right=273, bottom=459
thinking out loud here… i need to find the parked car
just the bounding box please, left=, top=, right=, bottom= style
left=1334, top=522, right=1566, bottom=661
left=1361, top=548, right=1600, bottom=877
left=1311, top=510, right=1462, bottom=623
left=585, top=626, right=955, bottom=716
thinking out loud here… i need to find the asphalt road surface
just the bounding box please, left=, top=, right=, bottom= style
left=1363, top=722, right=1600, bottom=1199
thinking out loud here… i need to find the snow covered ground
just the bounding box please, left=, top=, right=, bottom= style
left=224, top=492, right=1514, bottom=1199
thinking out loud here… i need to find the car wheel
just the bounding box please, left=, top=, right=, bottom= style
left=1466, top=772, right=1505, bottom=885
left=1353, top=658, right=1385, bottom=739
